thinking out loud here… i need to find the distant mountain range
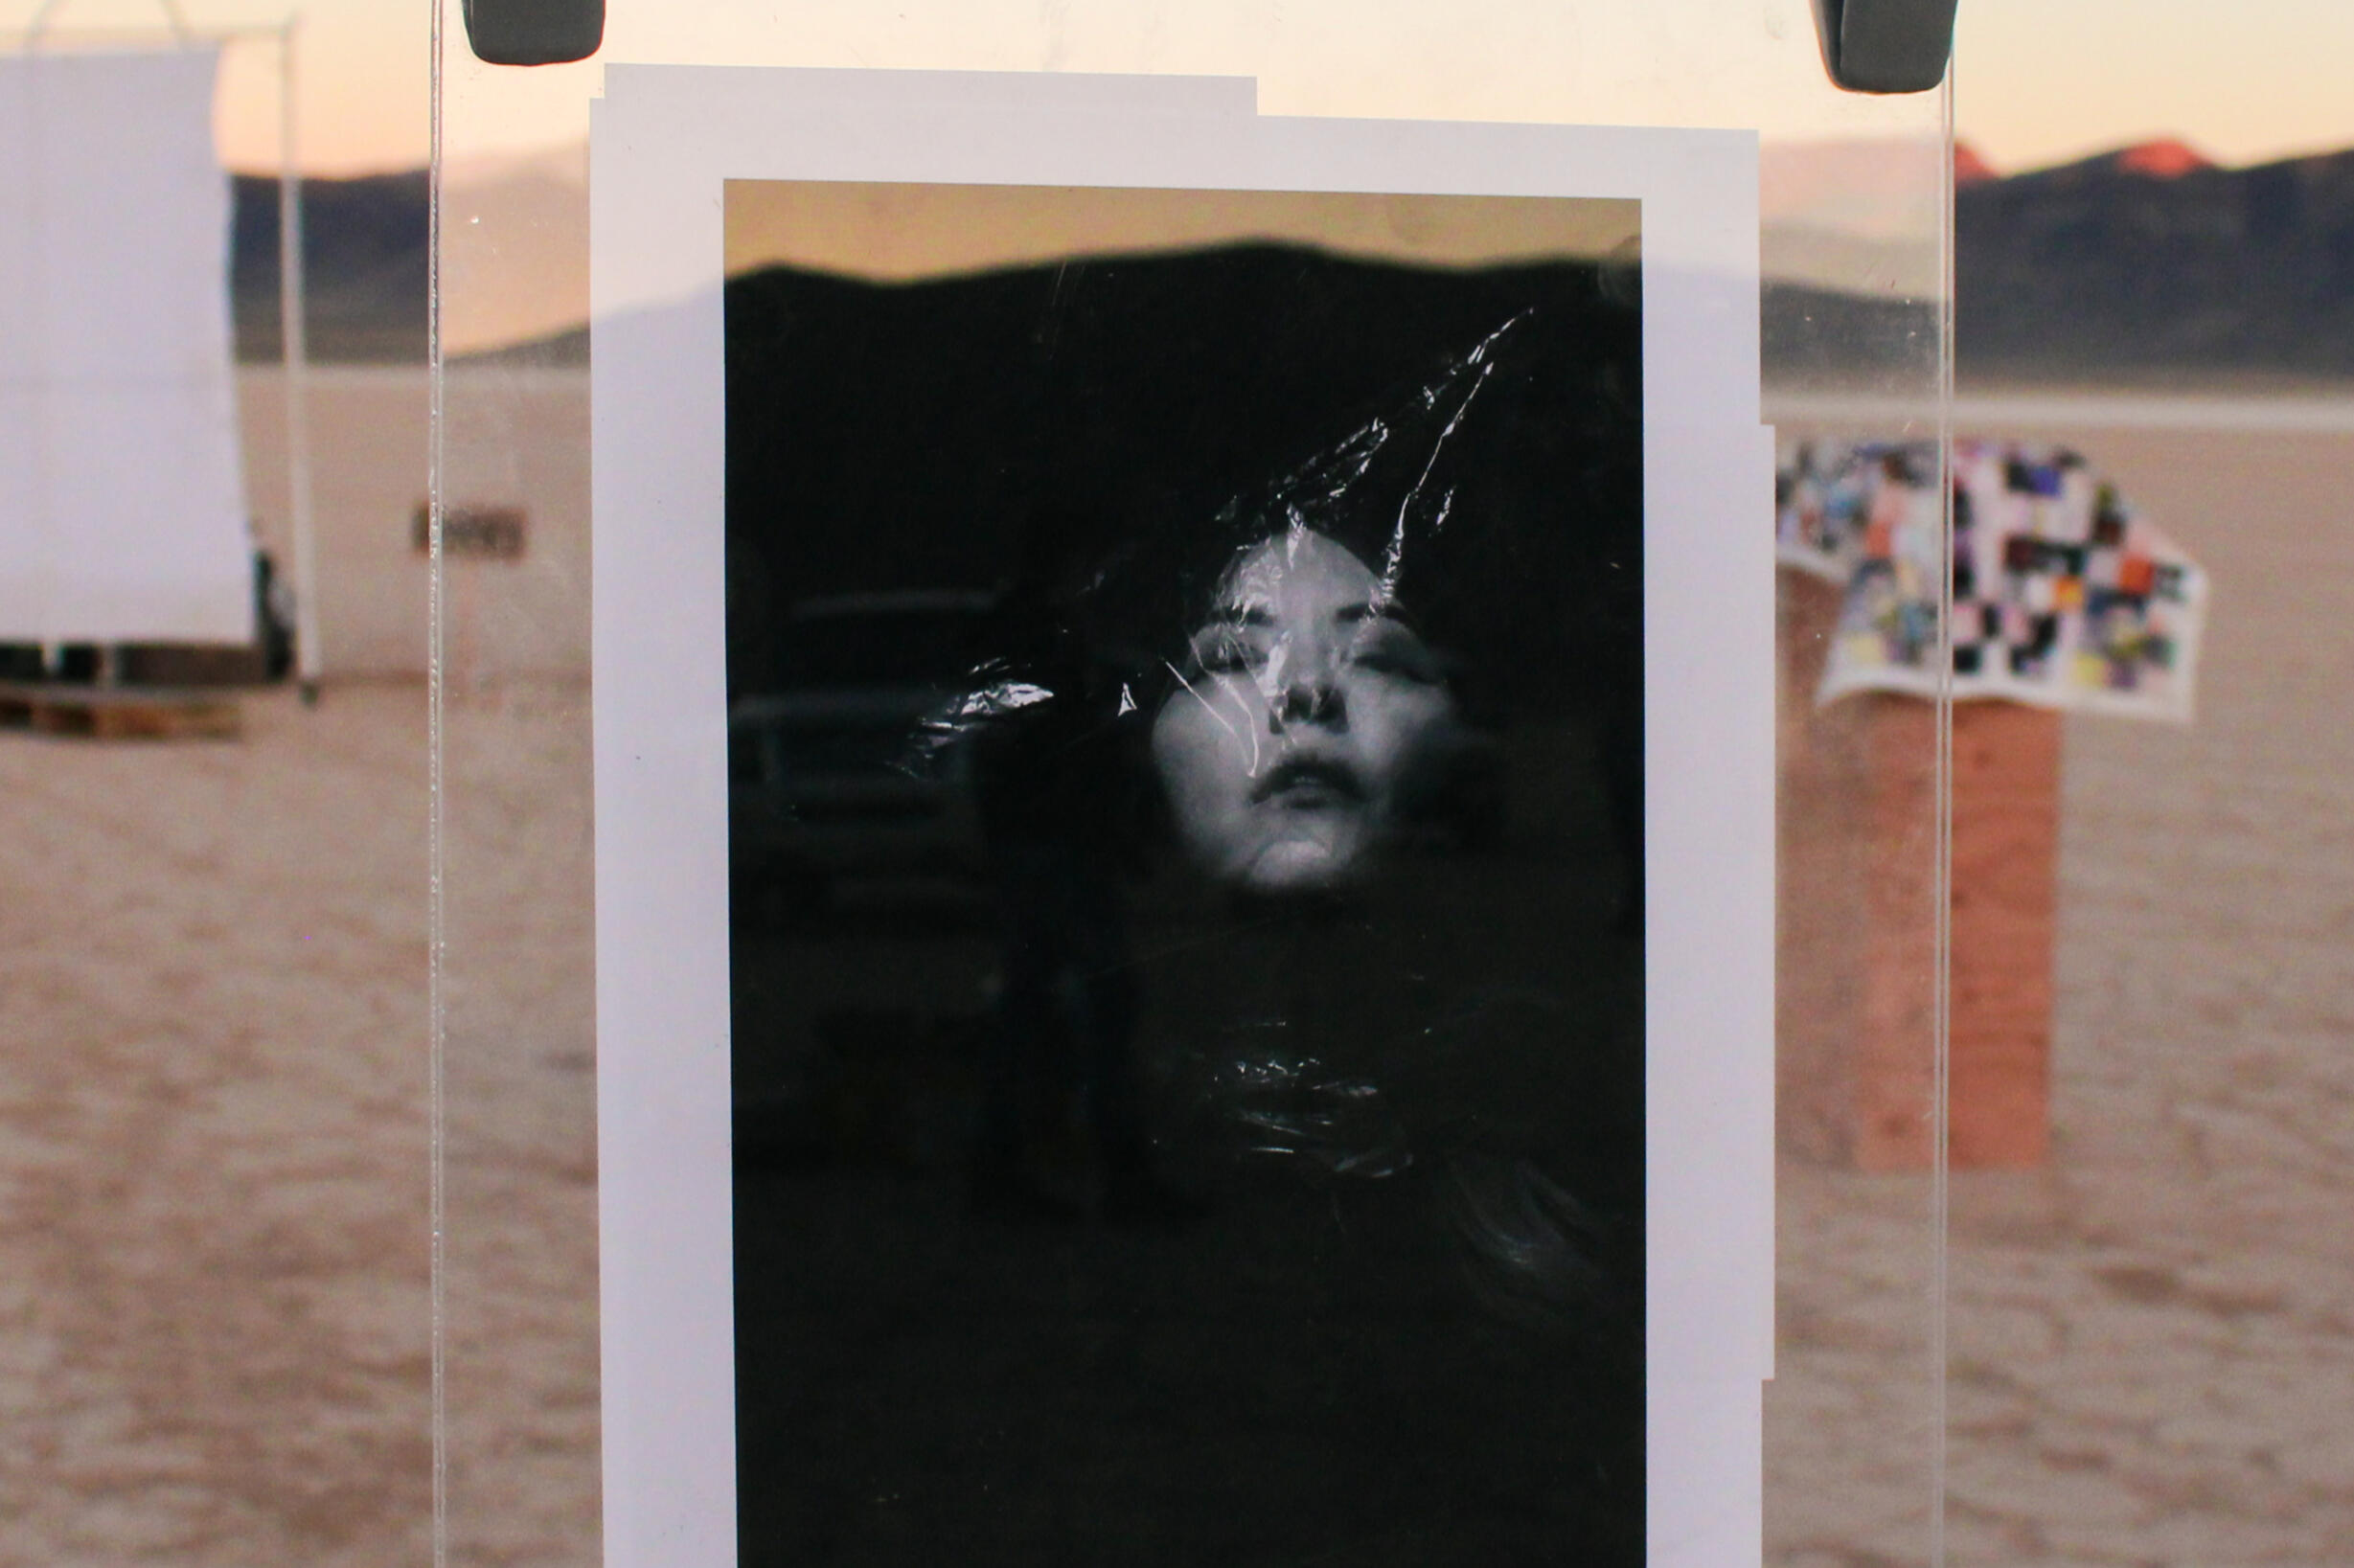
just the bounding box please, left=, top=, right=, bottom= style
left=235, top=140, right=2354, bottom=382
left=232, top=170, right=426, bottom=363
left=1955, top=141, right=2354, bottom=380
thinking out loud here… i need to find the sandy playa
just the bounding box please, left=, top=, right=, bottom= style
left=2, top=415, right=2351, bottom=1563
left=1767, top=420, right=2354, bottom=1565
left=1943, top=425, right=2354, bottom=1564
left=0, top=686, right=435, bottom=1562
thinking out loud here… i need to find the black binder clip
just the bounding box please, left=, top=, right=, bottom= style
left=462, top=0, right=604, bottom=66
left=1815, top=0, right=1958, bottom=93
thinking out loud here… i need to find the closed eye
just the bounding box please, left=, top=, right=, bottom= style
left=1345, top=621, right=1439, bottom=683
left=1189, top=628, right=1265, bottom=676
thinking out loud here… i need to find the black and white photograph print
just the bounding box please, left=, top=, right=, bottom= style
left=720, top=181, right=1648, bottom=1566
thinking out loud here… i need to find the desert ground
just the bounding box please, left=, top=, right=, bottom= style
left=2, top=409, right=2351, bottom=1563
left=1761, top=416, right=2354, bottom=1567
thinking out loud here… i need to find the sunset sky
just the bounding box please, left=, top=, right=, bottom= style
left=6, top=0, right=2351, bottom=178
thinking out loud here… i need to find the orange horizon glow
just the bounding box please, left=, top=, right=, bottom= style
left=8, top=0, right=2346, bottom=180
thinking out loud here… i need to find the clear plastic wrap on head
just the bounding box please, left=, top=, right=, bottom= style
left=1144, top=314, right=1524, bottom=894
left=920, top=309, right=1552, bottom=895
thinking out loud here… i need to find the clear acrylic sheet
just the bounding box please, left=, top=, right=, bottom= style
left=429, top=7, right=1953, bottom=1563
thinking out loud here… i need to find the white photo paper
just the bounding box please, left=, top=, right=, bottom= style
left=591, top=66, right=1771, bottom=1566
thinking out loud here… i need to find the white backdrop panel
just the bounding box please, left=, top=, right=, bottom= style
left=0, top=48, right=251, bottom=645
left=0, top=388, right=33, bottom=635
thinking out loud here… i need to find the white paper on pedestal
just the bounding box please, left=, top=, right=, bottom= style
left=0, top=48, right=251, bottom=646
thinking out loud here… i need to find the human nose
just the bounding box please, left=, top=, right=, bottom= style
left=1268, top=665, right=1345, bottom=733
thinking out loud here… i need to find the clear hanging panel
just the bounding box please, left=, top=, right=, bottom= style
left=430, top=4, right=1954, bottom=1562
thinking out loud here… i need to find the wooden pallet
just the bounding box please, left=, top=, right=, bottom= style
left=0, top=682, right=241, bottom=740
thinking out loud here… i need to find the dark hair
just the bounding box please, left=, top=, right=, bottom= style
left=1065, top=301, right=1635, bottom=736
left=728, top=245, right=1638, bottom=723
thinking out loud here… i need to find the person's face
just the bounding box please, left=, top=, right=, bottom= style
left=1151, top=529, right=1459, bottom=893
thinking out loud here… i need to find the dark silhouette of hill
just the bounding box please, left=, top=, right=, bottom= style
left=238, top=145, right=2354, bottom=382
left=1762, top=281, right=1938, bottom=389
left=231, top=170, right=426, bottom=362
left=723, top=244, right=1642, bottom=716
left=1765, top=142, right=2354, bottom=387
left=1956, top=145, right=2354, bottom=380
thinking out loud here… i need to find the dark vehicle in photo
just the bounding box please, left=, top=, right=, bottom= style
left=728, top=590, right=996, bottom=913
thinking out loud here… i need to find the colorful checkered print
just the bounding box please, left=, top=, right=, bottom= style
left=1776, top=441, right=2207, bottom=722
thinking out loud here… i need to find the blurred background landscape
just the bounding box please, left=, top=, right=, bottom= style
left=3, top=1, right=2353, bottom=1564
left=237, top=134, right=2354, bottom=384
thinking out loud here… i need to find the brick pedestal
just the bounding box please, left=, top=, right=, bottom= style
left=1776, top=570, right=2057, bottom=1170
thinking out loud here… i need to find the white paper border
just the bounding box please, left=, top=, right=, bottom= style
left=590, top=65, right=1771, bottom=1567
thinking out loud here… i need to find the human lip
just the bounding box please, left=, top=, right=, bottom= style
left=1249, top=756, right=1367, bottom=807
